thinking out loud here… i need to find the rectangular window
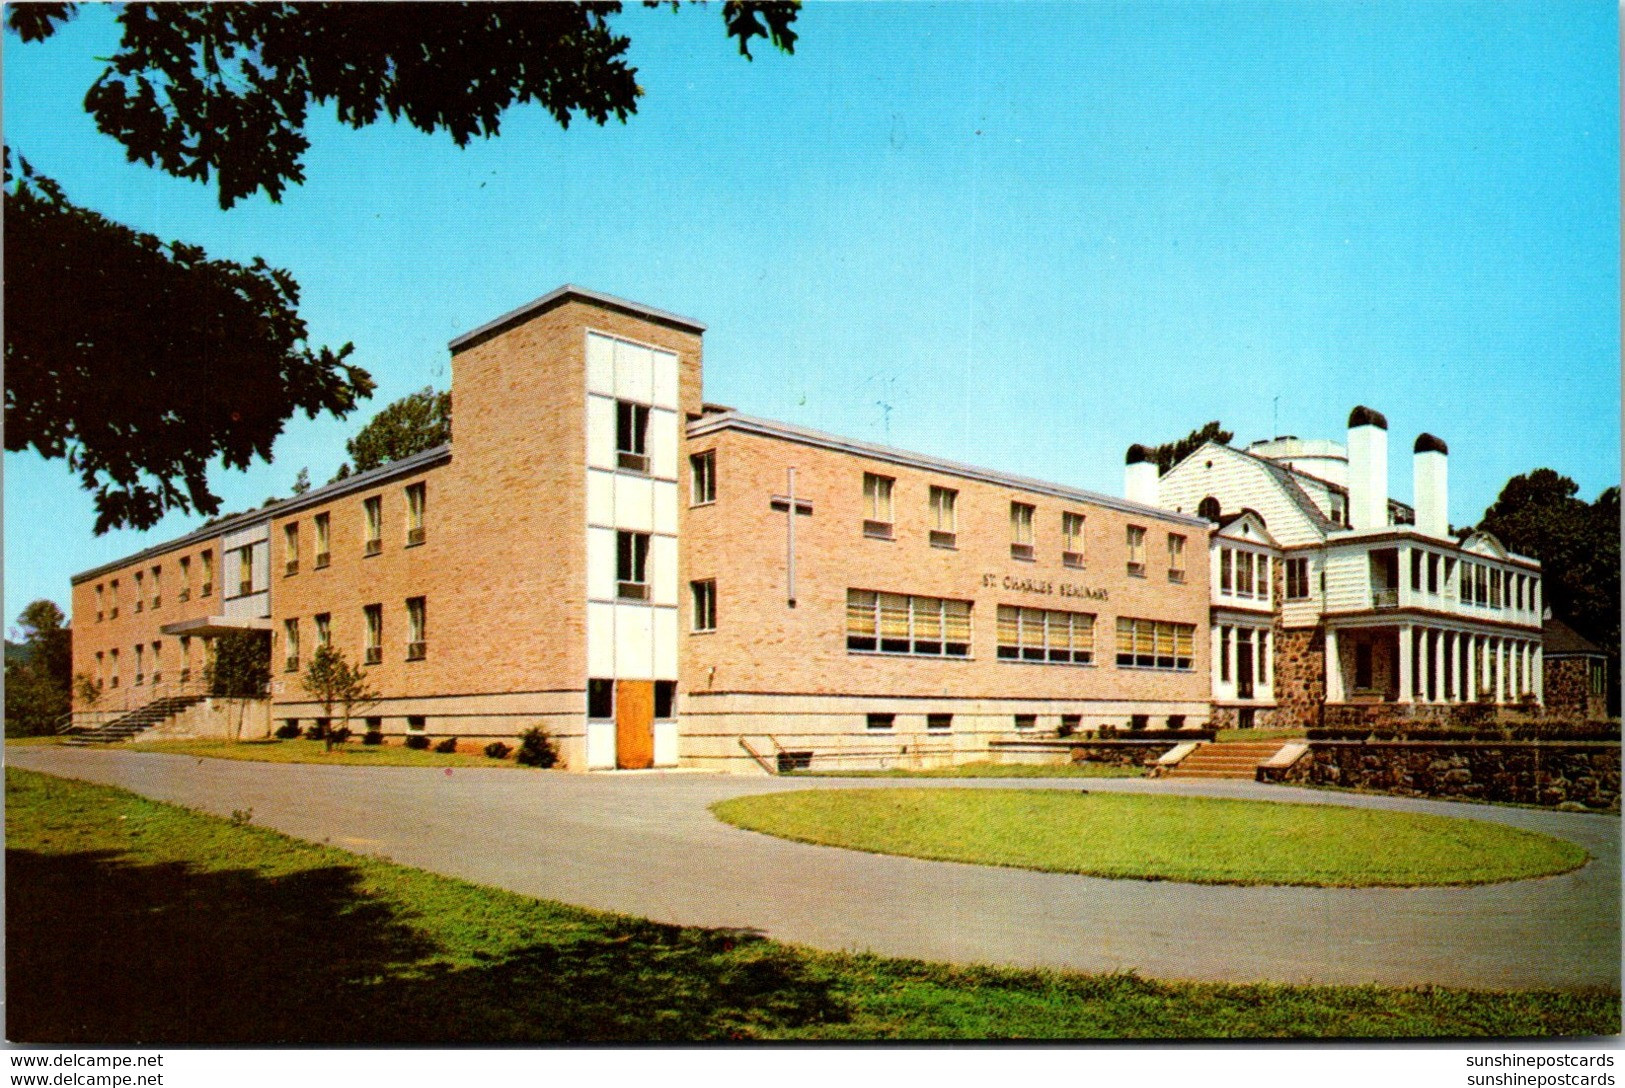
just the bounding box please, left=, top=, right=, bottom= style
left=1220, top=548, right=1234, bottom=593
left=109, top=579, right=120, bottom=618
left=996, top=605, right=1095, bottom=665
left=690, top=451, right=716, bottom=505
left=1219, top=627, right=1231, bottom=682
left=284, top=522, right=300, bottom=575
left=363, top=604, right=382, bottom=665
left=134, top=571, right=144, bottom=612
left=1286, top=557, right=1310, bottom=600
left=866, top=713, right=895, bottom=731
left=1490, top=569, right=1502, bottom=609
left=862, top=474, right=894, bottom=539
left=109, top=648, right=119, bottom=687
left=237, top=546, right=254, bottom=597
left=151, top=565, right=162, bottom=608
left=314, top=514, right=331, bottom=568
left=1126, top=526, right=1146, bottom=576
left=95, top=651, right=105, bottom=690
left=284, top=619, right=300, bottom=673
left=1411, top=549, right=1423, bottom=592
left=179, top=637, right=191, bottom=683
left=588, top=679, right=614, bottom=719
left=1167, top=534, right=1186, bottom=583
left=150, top=641, right=161, bottom=683
left=846, top=589, right=970, bottom=658
left=654, top=680, right=676, bottom=720
left=927, top=713, right=952, bottom=731
left=363, top=497, right=382, bottom=555
left=407, top=715, right=426, bottom=733
left=179, top=557, right=191, bottom=602
left=134, top=644, right=144, bottom=685
left=616, top=400, right=651, bottom=472
left=1010, top=502, right=1035, bottom=560
left=691, top=580, right=717, bottom=632
left=199, top=552, right=213, bottom=597
left=96, top=584, right=105, bottom=622
left=1014, top=714, right=1036, bottom=730
left=1237, top=551, right=1255, bottom=597
left=1427, top=553, right=1439, bottom=595
left=315, top=613, right=331, bottom=647
left=1060, top=714, right=1082, bottom=734
left=1514, top=574, right=1524, bottom=611
left=406, top=597, right=426, bottom=660
left=1061, top=512, right=1086, bottom=569
left=1115, top=617, right=1195, bottom=671
left=1258, top=629, right=1270, bottom=684
left=617, top=531, right=651, bottom=599
left=405, top=483, right=426, bottom=546
left=929, top=486, right=958, bottom=549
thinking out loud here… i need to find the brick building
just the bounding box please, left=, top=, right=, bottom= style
left=70, top=286, right=1211, bottom=771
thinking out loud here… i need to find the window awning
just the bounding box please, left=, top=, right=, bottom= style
left=159, top=616, right=273, bottom=637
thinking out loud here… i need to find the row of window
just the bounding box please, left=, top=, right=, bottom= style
left=92, top=637, right=202, bottom=689
left=863, top=712, right=1185, bottom=731
left=93, top=552, right=215, bottom=621
left=1216, top=625, right=1273, bottom=687
left=586, top=678, right=677, bottom=720
left=1217, top=547, right=1272, bottom=601
left=282, top=597, right=427, bottom=673
left=1453, top=559, right=1536, bottom=611
left=283, top=483, right=427, bottom=576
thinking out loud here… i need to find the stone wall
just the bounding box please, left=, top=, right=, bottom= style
left=1268, top=740, right=1620, bottom=811
left=1546, top=657, right=1606, bottom=721
left=1065, top=740, right=1184, bottom=767
left=1271, top=627, right=1324, bottom=728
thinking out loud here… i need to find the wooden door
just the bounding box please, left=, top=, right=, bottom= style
left=1236, top=639, right=1255, bottom=699
left=615, top=679, right=655, bottom=770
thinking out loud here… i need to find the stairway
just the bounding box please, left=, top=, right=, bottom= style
left=61, top=695, right=208, bottom=746
left=1164, top=740, right=1284, bottom=780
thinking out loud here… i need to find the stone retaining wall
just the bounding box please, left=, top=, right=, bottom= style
left=1265, top=740, right=1620, bottom=812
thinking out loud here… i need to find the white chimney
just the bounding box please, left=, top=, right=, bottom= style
left=1346, top=406, right=1389, bottom=530
left=1125, top=444, right=1159, bottom=507
left=1413, top=433, right=1449, bottom=538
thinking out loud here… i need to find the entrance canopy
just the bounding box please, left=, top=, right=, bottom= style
left=159, top=616, right=273, bottom=638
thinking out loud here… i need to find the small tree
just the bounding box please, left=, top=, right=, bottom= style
left=206, top=631, right=271, bottom=698
left=4, top=600, right=73, bottom=736
left=300, top=645, right=378, bottom=751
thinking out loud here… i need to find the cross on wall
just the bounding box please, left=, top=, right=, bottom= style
left=769, top=467, right=813, bottom=608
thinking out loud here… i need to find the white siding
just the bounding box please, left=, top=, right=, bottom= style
left=585, top=394, right=616, bottom=470
left=648, top=407, right=679, bottom=479
left=587, top=602, right=616, bottom=677
left=651, top=349, right=679, bottom=411
left=1322, top=547, right=1373, bottom=613
left=614, top=603, right=654, bottom=679
left=1158, top=445, right=1326, bottom=547
left=650, top=535, right=678, bottom=606
left=585, top=332, right=616, bottom=397
left=614, top=340, right=654, bottom=404
left=653, top=606, right=678, bottom=678
left=586, top=526, right=616, bottom=601
left=613, top=474, right=654, bottom=532
left=586, top=468, right=614, bottom=527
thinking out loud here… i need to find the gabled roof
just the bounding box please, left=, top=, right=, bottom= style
left=1215, top=508, right=1280, bottom=549
left=1544, top=617, right=1604, bottom=657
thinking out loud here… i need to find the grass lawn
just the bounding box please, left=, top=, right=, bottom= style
left=796, top=760, right=1144, bottom=779
left=1211, top=729, right=1306, bottom=744
left=711, top=788, right=1590, bottom=888
left=6, top=768, right=1615, bottom=1043
left=126, top=737, right=530, bottom=769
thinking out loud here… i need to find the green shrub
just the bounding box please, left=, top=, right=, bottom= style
left=328, top=725, right=351, bottom=745
left=484, top=741, right=512, bottom=760
left=515, top=725, right=558, bottom=768
left=434, top=736, right=457, bottom=754
left=403, top=734, right=430, bottom=750
left=361, top=730, right=384, bottom=746
left=275, top=721, right=302, bottom=740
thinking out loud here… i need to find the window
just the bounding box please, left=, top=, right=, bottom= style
left=1009, top=502, right=1035, bottom=560
left=588, top=679, right=614, bottom=719
left=1219, top=627, right=1230, bottom=682
left=654, top=680, right=676, bottom=720
left=1590, top=660, right=1606, bottom=697
left=314, top=514, right=331, bottom=568
left=1060, top=713, right=1082, bottom=735
left=1489, top=569, right=1502, bottom=609
left=1285, top=557, right=1310, bottom=600
left=1014, top=714, right=1036, bottom=730
left=407, top=715, right=426, bottom=733
left=1514, top=574, right=1524, bottom=611
left=179, top=637, right=191, bottom=683
left=366, top=717, right=382, bottom=734
left=1126, top=526, right=1146, bottom=576
left=846, top=589, right=971, bottom=657
left=617, top=531, right=651, bottom=599
left=1355, top=642, right=1374, bottom=690
left=179, top=557, right=191, bottom=602
left=237, top=546, right=254, bottom=596
left=1410, top=549, right=1423, bottom=592
left=109, top=648, right=119, bottom=687
left=1330, top=493, right=1347, bottom=526
left=405, top=483, right=426, bottom=545
left=1427, top=553, right=1439, bottom=595
left=315, top=612, right=331, bottom=647
left=1115, top=617, right=1195, bottom=670
left=1219, top=548, right=1233, bottom=593
left=929, top=486, right=958, bottom=548
left=862, top=474, right=894, bottom=539
left=691, top=580, right=717, bottom=632
left=866, top=713, right=895, bottom=731
left=363, top=497, right=382, bottom=555
left=1258, top=629, right=1270, bottom=684
left=996, top=605, right=1095, bottom=665
left=1237, top=551, right=1254, bottom=598
left=1129, top=714, right=1149, bottom=731
left=96, top=584, right=104, bottom=622
left=150, top=641, right=161, bottom=683
left=406, top=597, right=426, bottom=660
left=151, top=565, right=162, bottom=608
left=363, top=604, right=383, bottom=665
left=1061, top=512, right=1086, bottom=569
left=616, top=400, right=650, bottom=472
left=284, top=618, right=300, bottom=673
left=94, top=651, right=105, bottom=690
left=284, top=522, right=300, bottom=575
left=109, top=579, right=120, bottom=618
left=200, top=551, right=213, bottom=596
left=134, top=571, right=144, bottom=612
left=690, top=451, right=716, bottom=505
left=1167, top=534, right=1186, bottom=583
left=134, top=644, right=144, bottom=685
left=927, top=713, right=952, bottom=731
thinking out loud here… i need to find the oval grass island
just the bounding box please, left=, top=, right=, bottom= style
left=710, top=788, right=1590, bottom=888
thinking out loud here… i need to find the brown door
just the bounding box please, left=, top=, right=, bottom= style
left=615, top=679, right=655, bottom=770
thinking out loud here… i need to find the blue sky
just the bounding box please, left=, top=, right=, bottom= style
left=4, top=1, right=1619, bottom=623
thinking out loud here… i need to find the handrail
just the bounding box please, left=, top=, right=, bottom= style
left=738, top=736, right=780, bottom=775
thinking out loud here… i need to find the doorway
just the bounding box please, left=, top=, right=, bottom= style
left=615, top=679, right=655, bottom=770
left=1236, top=632, right=1255, bottom=700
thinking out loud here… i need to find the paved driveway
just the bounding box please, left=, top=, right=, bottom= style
left=7, top=746, right=1619, bottom=990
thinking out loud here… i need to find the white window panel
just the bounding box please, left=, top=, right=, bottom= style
left=614, top=473, right=654, bottom=532
left=250, top=542, right=270, bottom=593
left=586, top=469, right=615, bottom=527
left=587, top=602, right=616, bottom=677
left=650, top=535, right=678, bottom=605
left=586, top=720, right=617, bottom=770
left=653, top=606, right=678, bottom=678
left=586, top=395, right=616, bottom=470
left=585, top=332, right=616, bottom=397
left=653, top=480, right=679, bottom=535
left=614, top=340, right=654, bottom=405
left=586, top=526, right=617, bottom=601
left=614, top=603, right=655, bottom=679
left=653, top=720, right=678, bottom=767
left=648, top=408, right=678, bottom=478
left=651, top=349, right=679, bottom=410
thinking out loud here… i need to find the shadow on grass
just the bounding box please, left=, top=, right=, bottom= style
left=6, top=848, right=844, bottom=1045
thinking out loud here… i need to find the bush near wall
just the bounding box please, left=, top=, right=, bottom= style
left=1066, top=740, right=1191, bottom=768
left=1266, top=740, right=1620, bottom=812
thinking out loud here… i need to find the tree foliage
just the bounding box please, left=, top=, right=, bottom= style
left=205, top=630, right=271, bottom=699
left=1147, top=421, right=1233, bottom=476
left=1478, top=469, right=1620, bottom=656
left=300, top=644, right=378, bottom=750
left=4, top=155, right=375, bottom=532
left=4, top=600, right=73, bottom=736
left=8, top=1, right=800, bottom=208
left=335, top=387, right=451, bottom=481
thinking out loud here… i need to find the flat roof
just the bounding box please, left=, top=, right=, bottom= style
left=448, top=285, right=706, bottom=353
left=71, top=445, right=451, bottom=586
left=689, top=410, right=1210, bottom=528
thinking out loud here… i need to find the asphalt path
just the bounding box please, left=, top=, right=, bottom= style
left=7, top=746, right=1619, bottom=990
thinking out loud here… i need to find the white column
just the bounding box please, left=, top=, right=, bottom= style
left=1211, top=625, right=1223, bottom=694
left=1398, top=546, right=1411, bottom=609
left=1325, top=627, right=1344, bottom=703
left=1228, top=626, right=1238, bottom=697
left=1534, top=644, right=1544, bottom=706
left=1495, top=638, right=1506, bottom=704
left=1457, top=632, right=1469, bottom=703
left=1398, top=624, right=1413, bottom=703
left=1431, top=628, right=1444, bottom=704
